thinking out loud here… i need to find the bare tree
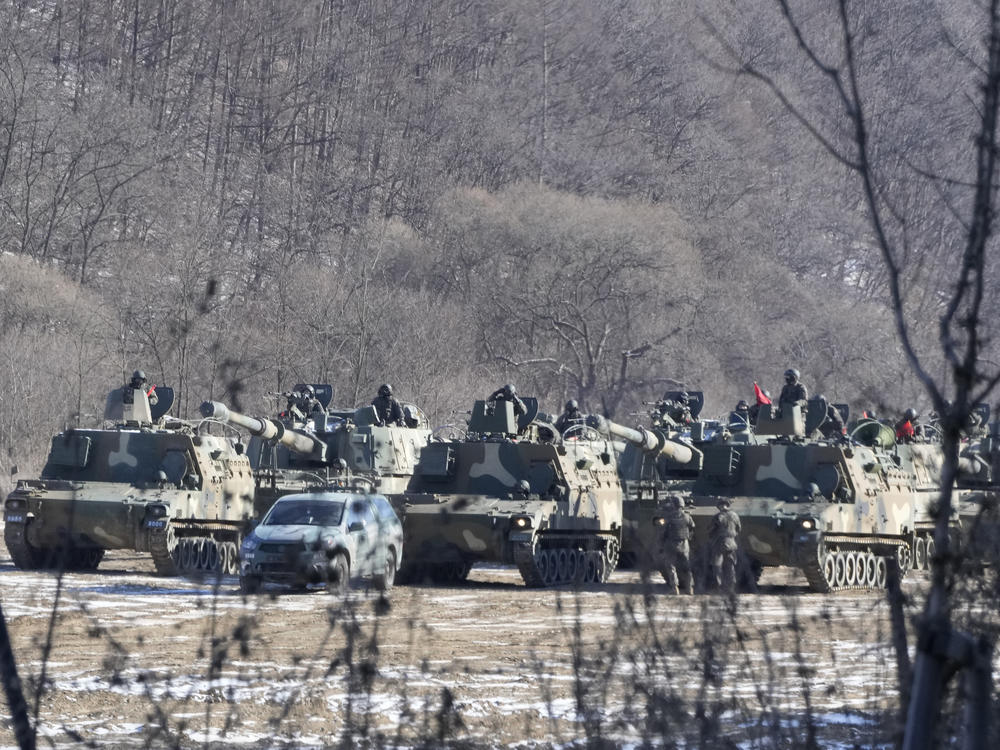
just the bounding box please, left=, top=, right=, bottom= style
left=710, top=1, right=1000, bottom=745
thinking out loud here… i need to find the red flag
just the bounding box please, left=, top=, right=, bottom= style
left=753, top=382, right=771, bottom=405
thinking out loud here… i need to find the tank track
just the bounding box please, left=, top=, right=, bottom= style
left=514, top=535, right=620, bottom=587
left=800, top=536, right=911, bottom=593
left=4, top=522, right=104, bottom=571
left=149, top=521, right=241, bottom=577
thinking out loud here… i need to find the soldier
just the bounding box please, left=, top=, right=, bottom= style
left=730, top=399, right=751, bottom=429
left=895, top=408, right=919, bottom=443
left=661, top=496, right=695, bottom=595
left=778, top=368, right=808, bottom=409
left=127, top=369, right=158, bottom=406
left=372, top=384, right=404, bottom=426
left=487, top=383, right=527, bottom=418
left=817, top=396, right=845, bottom=439
left=709, top=498, right=741, bottom=593
left=658, top=392, right=693, bottom=427
left=555, top=399, right=584, bottom=433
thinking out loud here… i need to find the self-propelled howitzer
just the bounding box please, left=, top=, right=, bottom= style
left=199, top=393, right=430, bottom=515
left=3, top=385, right=255, bottom=577
left=390, top=398, right=624, bottom=587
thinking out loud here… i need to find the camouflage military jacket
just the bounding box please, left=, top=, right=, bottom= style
left=710, top=509, right=741, bottom=543
left=665, top=508, right=695, bottom=545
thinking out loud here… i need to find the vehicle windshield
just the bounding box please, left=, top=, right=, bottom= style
left=264, top=500, right=345, bottom=527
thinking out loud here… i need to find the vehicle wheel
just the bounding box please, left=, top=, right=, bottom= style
left=328, top=554, right=349, bottom=596
left=914, top=537, right=927, bottom=571
left=822, top=552, right=837, bottom=589
left=834, top=552, right=847, bottom=588
left=864, top=553, right=878, bottom=588
left=925, top=538, right=936, bottom=568
left=240, top=574, right=262, bottom=595
left=876, top=557, right=888, bottom=588
left=373, top=549, right=397, bottom=592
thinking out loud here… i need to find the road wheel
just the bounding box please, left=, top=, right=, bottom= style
left=373, top=549, right=397, bottom=592
left=914, top=537, right=927, bottom=570
left=328, top=554, right=349, bottom=596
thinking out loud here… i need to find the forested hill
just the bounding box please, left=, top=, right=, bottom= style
left=0, top=0, right=988, bottom=487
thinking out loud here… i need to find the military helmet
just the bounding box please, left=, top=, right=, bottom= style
left=305, top=384, right=316, bottom=395
left=905, top=407, right=917, bottom=420
left=736, top=399, right=749, bottom=410
left=784, top=368, right=800, bottom=382
left=378, top=383, right=392, bottom=397
left=503, top=384, right=516, bottom=397
left=717, top=498, right=732, bottom=509
left=516, top=479, right=531, bottom=494
left=566, top=399, right=578, bottom=411
left=132, top=369, right=146, bottom=382
left=677, top=392, right=690, bottom=405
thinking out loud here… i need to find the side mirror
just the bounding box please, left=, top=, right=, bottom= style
left=348, top=521, right=366, bottom=533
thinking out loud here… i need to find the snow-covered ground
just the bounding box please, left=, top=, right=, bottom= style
left=0, top=552, right=944, bottom=748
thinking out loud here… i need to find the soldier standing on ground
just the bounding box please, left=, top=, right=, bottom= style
left=661, top=496, right=695, bottom=595
left=555, top=399, right=584, bottom=433
left=709, top=498, right=741, bottom=593
left=778, top=368, right=808, bottom=409
left=488, top=384, right=527, bottom=418
left=372, top=384, right=404, bottom=426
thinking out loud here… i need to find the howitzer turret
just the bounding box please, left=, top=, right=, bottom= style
left=199, top=390, right=430, bottom=516
left=200, top=401, right=327, bottom=461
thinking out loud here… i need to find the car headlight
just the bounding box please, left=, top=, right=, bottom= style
left=241, top=536, right=260, bottom=553
left=511, top=515, right=532, bottom=530
left=800, top=518, right=815, bottom=530
left=5, top=499, right=25, bottom=511
left=145, top=504, right=168, bottom=519
left=653, top=516, right=667, bottom=527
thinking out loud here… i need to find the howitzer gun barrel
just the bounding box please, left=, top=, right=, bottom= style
left=589, top=416, right=699, bottom=465
left=199, top=401, right=326, bottom=458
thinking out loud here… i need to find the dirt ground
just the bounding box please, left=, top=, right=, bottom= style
left=0, top=545, right=928, bottom=749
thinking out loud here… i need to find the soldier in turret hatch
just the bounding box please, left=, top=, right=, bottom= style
left=661, top=496, right=695, bottom=595
left=709, top=498, right=741, bottom=593
left=658, top=392, right=693, bottom=426
left=895, top=408, right=920, bottom=443
left=555, top=399, right=584, bottom=433
left=730, top=400, right=751, bottom=429
left=778, top=368, right=808, bottom=409
left=127, top=369, right=158, bottom=406
left=487, top=383, right=527, bottom=418
left=817, top=396, right=845, bottom=439
left=372, top=383, right=404, bottom=426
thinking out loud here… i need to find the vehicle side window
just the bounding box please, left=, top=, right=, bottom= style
left=373, top=496, right=396, bottom=521
left=346, top=499, right=375, bottom=528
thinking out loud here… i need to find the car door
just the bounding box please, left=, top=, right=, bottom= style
left=345, top=498, right=377, bottom=575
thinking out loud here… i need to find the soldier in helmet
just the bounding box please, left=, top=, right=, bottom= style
left=487, top=383, right=527, bottom=418
left=661, top=496, right=695, bottom=595
left=730, top=399, right=751, bottom=430
left=817, top=396, right=846, bottom=439
left=127, top=369, right=158, bottom=406
left=372, top=383, right=404, bottom=426
left=555, top=399, right=584, bottom=433
left=709, top=498, right=741, bottom=593
left=895, top=408, right=920, bottom=442
left=778, top=368, right=808, bottom=409
left=658, top=392, right=693, bottom=427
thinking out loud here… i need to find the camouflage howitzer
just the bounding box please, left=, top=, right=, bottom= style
left=3, top=384, right=255, bottom=577
left=390, top=397, right=624, bottom=587
left=199, top=387, right=430, bottom=515
left=669, top=403, right=987, bottom=592
left=588, top=415, right=704, bottom=572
